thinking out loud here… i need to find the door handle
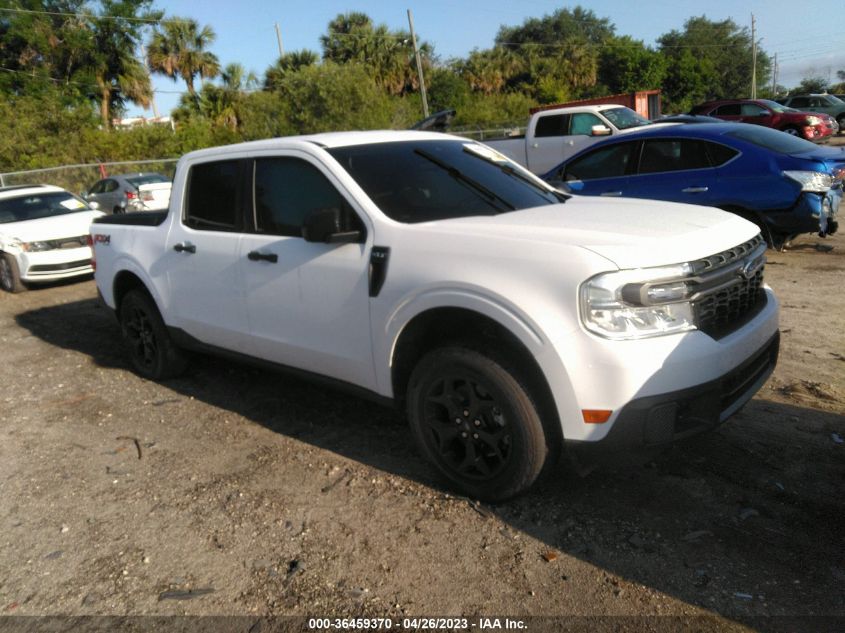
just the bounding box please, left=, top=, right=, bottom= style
left=173, top=242, right=196, bottom=254
left=600, top=191, right=622, bottom=196
left=682, top=186, right=709, bottom=193
left=247, top=250, right=278, bottom=263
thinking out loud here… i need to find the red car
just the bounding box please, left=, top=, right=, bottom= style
left=690, top=99, right=836, bottom=142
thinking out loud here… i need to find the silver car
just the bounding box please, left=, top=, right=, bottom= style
left=84, top=173, right=171, bottom=214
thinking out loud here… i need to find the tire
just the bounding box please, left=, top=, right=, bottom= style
left=782, top=126, right=801, bottom=137
left=0, top=253, right=26, bottom=293
left=406, top=346, right=548, bottom=502
left=837, top=115, right=845, bottom=135
left=113, top=206, right=123, bottom=215
left=119, top=289, right=188, bottom=380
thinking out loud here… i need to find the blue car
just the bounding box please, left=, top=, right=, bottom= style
left=541, top=122, right=843, bottom=248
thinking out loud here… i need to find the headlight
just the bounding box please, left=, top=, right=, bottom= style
left=22, top=241, right=53, bottom=252
left=806, top=116, right=822, bottom=126
left=783, top=170, right=833, bottom=192
left=580, top=267, right=697, bottom=340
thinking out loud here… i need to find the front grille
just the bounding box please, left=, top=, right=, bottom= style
left=28, top=259, right=92, bottom=273
left=688, top=234, right=768, bottom=339
left=48, top=235, right=88, bottom=250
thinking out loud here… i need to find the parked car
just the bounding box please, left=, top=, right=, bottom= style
left=0, top=184, right=103, bottom=293
left=91, top=131, right=779, bottom=500
left=84, top=173, right=172, bottom=214
left=477, top=105, right=664, bottom=175
left=541, top=122, right=843, bottom=248
left=690, top=99, right=836, bottom=141
left=776, top=94, right=845, bottom=132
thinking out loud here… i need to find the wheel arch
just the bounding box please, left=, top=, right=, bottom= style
left=112, top=268, right=157, bottom=313
left=390, top=306, right=564, bottom=461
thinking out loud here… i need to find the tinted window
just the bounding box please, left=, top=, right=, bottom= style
left=570, top=113, right=602, bottom=135
left=715, top=104, right=741, bottom=116
left=789, top=97, right=809, bottom=108
left=89, top=180, right=105, bottom=194
left=703, top=141, right=739, bottom=166
left=328, top=140, right=562, bottom=223
left=103, top=180, right=119, bottom=193
left=638, top=140, right=711, bottom=174
left=564, top=143, right=636, bottom=181
left=534, top=114, right=570, bottom=137
left=185, top=160, right=240, bottom=230
left=726, top=126, right=819, bottom=153
left=740, top=103, right=768, bottom=116
left=254, top=158, right=349, bottom=237
left=0, top=192, right=90, bottom=224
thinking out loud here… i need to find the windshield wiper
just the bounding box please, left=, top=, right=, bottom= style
left=414, top=149, right=515, bottom=212
left=463, top=146, right=569, bottom=203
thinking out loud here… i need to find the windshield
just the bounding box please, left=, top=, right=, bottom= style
left=327, top=140, right=563, bottom=223
left=603, top=107, right=651, bottom=130
left=726, top=125, right=820, bottom=154
left=0, top=191, right=91, bottom=224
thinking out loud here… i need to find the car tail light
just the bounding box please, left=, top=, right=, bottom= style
left=87, top=234, right=96, bottom=271
left=125, top=190, right=137, bottom=200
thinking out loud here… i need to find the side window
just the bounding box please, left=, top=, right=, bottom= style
left=740, top=104, right=767, bottom=116
left=185, top=160, right=241, bottom=231
left=534, top=114, right=570, bottom=138
left=715, top=104, right=741, bottom=116
left=810, top=98, right=824, bottom=108
left=570, top=113, right=603, bottom=135
left=563, top=143, right=636, bottom=181
left=89, top=180, right=105, bottom=194
left=103, top=179, right=119, bottom=193
left=790, top=97, right=809, bottom=108
left=253, top=157, right=357, bottom=238
left=638, top=140, right=711, bottom=174
left=703, top=141, right=739, bottom=167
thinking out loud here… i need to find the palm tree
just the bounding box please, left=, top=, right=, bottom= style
left=263, top=50, right=318, bottom=91
left=147, top=17, right=220, bottom=99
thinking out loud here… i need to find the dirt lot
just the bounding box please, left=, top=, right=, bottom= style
left=0, top=231, right=843, bottom=631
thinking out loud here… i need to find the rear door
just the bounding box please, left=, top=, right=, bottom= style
left=237, top=152, right=376, bottom=390
left=625, top=138, right=720, bottom=205
left=165, top=158, right=250, bottom=351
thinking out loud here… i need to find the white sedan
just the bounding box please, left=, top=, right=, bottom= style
left=0, top=185, right=104, bottom=293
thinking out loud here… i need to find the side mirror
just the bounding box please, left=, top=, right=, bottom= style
left=302, top=207, right=362, bottom=244
left=591, top=125, right=612, bottom=137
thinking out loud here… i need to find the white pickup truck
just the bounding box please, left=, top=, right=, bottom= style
left=483, top=104, right=664, bottom=175
left=91, top=131, right=779, bottom=501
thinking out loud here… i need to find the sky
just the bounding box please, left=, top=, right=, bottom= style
left=129, top=0, right=845, bottom=118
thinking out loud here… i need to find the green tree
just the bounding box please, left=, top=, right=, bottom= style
left=796, top=76, right=827, bottom=93
left=495, top=6, right=614, bottom=48
left=598, top=36, right=666, bottom=94
left=86, top=0, right=161, bottom=128
left=147, top=17, right=220, bottom=99
left=263, top=49, right=319, bottom=91
left=658, top=16, right=771, bottom=109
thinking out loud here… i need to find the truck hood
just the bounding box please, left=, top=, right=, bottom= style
left=426, top=197, right=760, bottom=269
left=0, top=210, right=104, bottom=243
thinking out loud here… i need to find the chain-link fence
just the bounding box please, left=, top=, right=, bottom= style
left=0, top=159, right=179, bottom=197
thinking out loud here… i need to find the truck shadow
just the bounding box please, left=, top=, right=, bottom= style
left=15, top=296, right=845, bottom=626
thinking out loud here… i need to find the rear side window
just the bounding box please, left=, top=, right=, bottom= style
left=564, top=143, right=636, bottom=181
left=103, top=180, right=119, bottom=193
left=715, top=104, right=741, bottom=116
left=185, top=160, right=240, bottom=230
left=253, top=157, right=350, bottom=237
left=638, top=140, right=711, bottom=174
left=534, top=114, right=570, bottom=138
left=703, top=141, right=739, bottom=166
left=789, top=97, right=809, bottom=108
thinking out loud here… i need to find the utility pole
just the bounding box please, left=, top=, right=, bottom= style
left=274, top=23, right=284, bottom=58
left=407, top=9, right=429, bottom=118
left=771, top=53, right=778, bottom=96
left=750, top=13, right=757, bottom=99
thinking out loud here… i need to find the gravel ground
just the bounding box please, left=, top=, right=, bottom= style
left=0, top=230, right=843, bottom=632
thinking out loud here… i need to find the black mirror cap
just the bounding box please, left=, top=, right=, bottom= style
left=302, top=207, right=363, bottom=244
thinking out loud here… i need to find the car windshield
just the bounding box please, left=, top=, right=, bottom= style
left=726, top=125, right=820, bottom=154
left=602, top=107, right=651, bottom=130
left=126, top=174, right=170, bottom=187
left=0, top=191, right=91, bottom=224
left=823, top=95, right=844, bottom=105
left=760, top=99, right=791, bottom=113
left=327, top=140, right=563, bottom=223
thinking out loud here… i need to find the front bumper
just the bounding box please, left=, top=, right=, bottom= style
left=566, top=331, right=779, bottom=460
left=19, top=246, right=94, bottom=283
